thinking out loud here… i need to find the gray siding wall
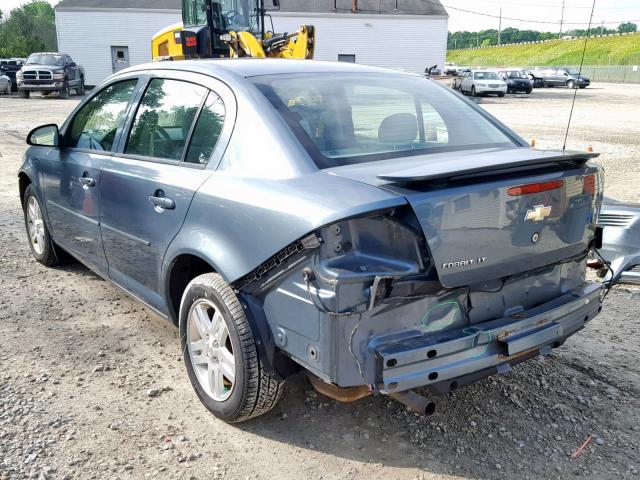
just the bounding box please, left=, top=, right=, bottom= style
left=55, top=9, right=181, bottom=86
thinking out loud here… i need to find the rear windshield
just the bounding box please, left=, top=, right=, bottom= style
left=506, top=71, right=527, bottom=79
left=252, top=73, right=515, bottom=168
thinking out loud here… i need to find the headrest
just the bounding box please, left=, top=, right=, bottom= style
left=378, top=113, right=418, bottom=143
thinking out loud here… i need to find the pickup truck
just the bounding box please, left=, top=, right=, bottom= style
left=17, top=52, right=85, bottom=99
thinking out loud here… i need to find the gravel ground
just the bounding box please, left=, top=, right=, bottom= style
left=1, top=83, right=639, bottom=480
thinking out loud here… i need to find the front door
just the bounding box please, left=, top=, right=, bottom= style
left=100, top=77, right=227, bottom=314
left=42, top=78, right=139, bottom=273
left=111, top=46, right=129, bottom=73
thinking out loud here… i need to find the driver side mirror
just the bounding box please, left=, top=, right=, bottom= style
left=27, top=124, right=60, bottom=147
left=273, top=0, right=280, bottom=6
left=68, top=62, right=76, bottom=67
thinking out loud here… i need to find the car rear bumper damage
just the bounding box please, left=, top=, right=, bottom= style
left=374, top=282, right=602, bottom=394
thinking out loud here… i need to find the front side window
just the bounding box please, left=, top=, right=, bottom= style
left=125, top=78, right=206, bottom=160
left=253, top=73, right=515, bottom=168
left=66, top=79, right=137, bottom=151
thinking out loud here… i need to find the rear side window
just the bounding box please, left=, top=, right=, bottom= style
left=184, top=91, right=226, bottom=165
left=66, top=79, right=137, bottom=152
left=125, top=78, right=206, bottom=160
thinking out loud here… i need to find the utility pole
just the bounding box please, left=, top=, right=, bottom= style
left=498, top=6, right=502, bottom=45
left=559, top=0, right=565, bottom=39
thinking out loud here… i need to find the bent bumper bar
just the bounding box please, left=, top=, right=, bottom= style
left=375, top=282, right=602, bottom=394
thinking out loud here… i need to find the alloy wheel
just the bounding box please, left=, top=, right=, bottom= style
left=26, top=196, right=45, bottom=255
left=187, top=298, right=236, bottom=401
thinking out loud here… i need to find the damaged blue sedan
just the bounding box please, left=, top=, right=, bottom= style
left=19, top=59, right=604, bottom=422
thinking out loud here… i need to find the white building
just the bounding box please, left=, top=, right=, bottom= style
left=55, top=0, right=448, bottom=86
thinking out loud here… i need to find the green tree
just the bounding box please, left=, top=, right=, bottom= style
left=618, top=22, right=637, bottom=34
left=0, top=1, right=57, bottom=58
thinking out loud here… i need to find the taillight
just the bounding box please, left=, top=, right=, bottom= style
left=583, top=174, right=596, bottom=195
left=507, top=180, right=564, bottom=196
left=184, top=37, right=197, bottom=47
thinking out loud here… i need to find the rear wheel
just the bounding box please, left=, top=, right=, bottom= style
left=18, top=89, right=30, bottom=99
left=23, top=185, right=58, bottom=266
left=180, top=273, right=285, bottom=423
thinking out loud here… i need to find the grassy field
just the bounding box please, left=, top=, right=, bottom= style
left=446, top=32, right=640, bottom=66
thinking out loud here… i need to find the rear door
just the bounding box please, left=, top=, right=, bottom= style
left=99, top=71, right=231, bottom=313
left=42, top=77, right=139, bottom=273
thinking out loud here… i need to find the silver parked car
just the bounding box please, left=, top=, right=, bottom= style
left=589, top=198, right=640, bottom=285
left=20, top=59, right=604, bottom=422
left=0, top=72, right=11, bottom=94
left=461, top=70, right=507, bottom=97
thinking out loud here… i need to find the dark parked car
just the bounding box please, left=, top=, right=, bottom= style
left=497, top=69, right=533, bottom=94
left=0, top=58, right=24, bottom=92
left=19, top=59, right=605, bottom=423
left=535, top=67, right=590, bottom=89
left=17, top=52, right=85, bottom=98
left=523, top=69, right=544, bottom=88
left=588, top=198, right=640, bottom=285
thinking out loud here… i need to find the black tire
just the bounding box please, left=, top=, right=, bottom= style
left=498, top=92, right=505, bottom=97
left=76, top=77, right=85, bottom=96
left=23, top=185, right=58, bottom=267
left=567, top=80, right=576, bottom=89
left=471, top=86, right=477, bottom=97
left=18, top=88, right=30, bottom=99
left=59, top=81, right=69, bottom=99
left=579, top=85, right=587, bottom=89
left=526, top=88, right=533, bottom=94
left=179, top=273, right=285, bottom=423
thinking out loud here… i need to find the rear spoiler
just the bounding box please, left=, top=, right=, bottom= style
left=377, top=150, right=599, bottom=184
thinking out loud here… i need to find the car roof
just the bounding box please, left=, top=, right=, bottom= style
left=121, top=58, right=411, bottom=80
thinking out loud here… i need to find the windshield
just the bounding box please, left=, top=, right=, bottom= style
left=26, top=54, right=64, bottom=66
left=253, top=73, right=515, bottom=168
left=474, top=72, right=498, bottom=80
left=182, top=0, right=257, bottom=31
left=566, top=69, right=580, bottom=76
left=506, top=71, right=527, bottom=79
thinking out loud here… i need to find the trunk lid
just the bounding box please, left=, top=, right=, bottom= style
left=325, top=147, right=602, bottom=288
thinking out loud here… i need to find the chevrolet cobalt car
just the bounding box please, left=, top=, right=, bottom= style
left=20, top=60, right=604, bottom=422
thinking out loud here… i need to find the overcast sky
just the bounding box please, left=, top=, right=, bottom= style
left=2, top=0, right=640, bottom=33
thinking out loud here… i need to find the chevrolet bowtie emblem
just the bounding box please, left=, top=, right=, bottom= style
left=524, top=205, right=552, bottom=222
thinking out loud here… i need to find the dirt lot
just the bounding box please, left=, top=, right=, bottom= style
left=1, top=83, right=639, bottom=480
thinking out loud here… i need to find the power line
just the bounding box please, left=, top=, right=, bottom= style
left=423, top=0, right=639, bottom=25
left=563, top=0, right=596, bottom=152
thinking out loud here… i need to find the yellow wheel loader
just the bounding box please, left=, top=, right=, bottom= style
left=151, top=0, right=314, bottom=61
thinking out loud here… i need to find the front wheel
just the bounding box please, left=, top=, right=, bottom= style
left=567, top=80, right=576, bottom=89
left=526, top=88, right=533, bottom=94
left=18, top=89, right=30, bottom=99
left=471, top=86, right=477, bottom=97
left=23, top=185, right=58, bottom=266
left=76, top=77, right=85, bottom=96
left=59, top=81, right=69, bottom=99
left=180, top=273, right=285, bottom=423
left=498, top=92, right=505, bottom=97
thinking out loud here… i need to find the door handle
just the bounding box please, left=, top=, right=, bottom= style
left=149, top=193, right=175, bottom=210
left=78, top=176, right=95, bottom=187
